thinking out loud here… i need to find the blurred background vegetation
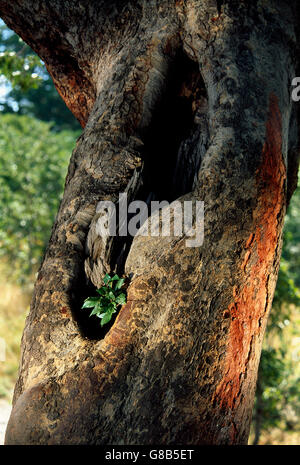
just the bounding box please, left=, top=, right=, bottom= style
left=0, top=21, right=299, bottom=445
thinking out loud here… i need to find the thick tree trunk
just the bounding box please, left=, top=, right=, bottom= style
left=1, top=0, right=299, bottom=445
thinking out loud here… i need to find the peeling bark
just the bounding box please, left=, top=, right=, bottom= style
left=0, top=0, right=299, bottom=445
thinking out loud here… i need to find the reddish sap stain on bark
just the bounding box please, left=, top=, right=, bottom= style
left=214, top=94, right=286, bottom=414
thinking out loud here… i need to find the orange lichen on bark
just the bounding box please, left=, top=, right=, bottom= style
left=47, top=65, right=95, bottom=128
left=214, top=94, right=286, bottom=412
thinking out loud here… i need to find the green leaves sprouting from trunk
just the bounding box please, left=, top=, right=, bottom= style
left=82, top=274, right=127, bottom=327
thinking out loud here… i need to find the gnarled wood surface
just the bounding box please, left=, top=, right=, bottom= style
left=0, top=0, right=299, bottom=444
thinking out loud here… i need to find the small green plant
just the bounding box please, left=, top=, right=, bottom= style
left=82, top=274, right=127, bottom=327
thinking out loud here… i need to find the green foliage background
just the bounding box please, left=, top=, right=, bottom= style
left=251, top=186, right=300, bottom=443
left=0, top=113, right=79, bottom=283
left=0, top=21, right=80, bottom=131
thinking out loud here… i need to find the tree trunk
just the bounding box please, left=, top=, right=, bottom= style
left=1, top=0, right=299, bottom=445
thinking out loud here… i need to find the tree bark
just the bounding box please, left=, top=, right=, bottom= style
left=1, top=0, right=299, bottom=445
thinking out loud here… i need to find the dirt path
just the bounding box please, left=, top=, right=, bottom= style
left=0, top=400, right=11, bottom=445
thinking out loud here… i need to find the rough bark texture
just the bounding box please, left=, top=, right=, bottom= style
left=1, top=0, right=299, bottom=445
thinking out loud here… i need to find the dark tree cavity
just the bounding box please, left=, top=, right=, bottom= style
left=0, top=0, right=299, bottom=445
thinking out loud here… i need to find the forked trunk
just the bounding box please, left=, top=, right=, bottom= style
left=1, top=0, right=299, bottom=445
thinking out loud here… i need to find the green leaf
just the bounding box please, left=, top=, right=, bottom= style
left=115, top=293, right=126, bottom=305
left=96, top=287, right=106, bottom=296
left=108, top=290, right=115, bottom=300
left=89, top=304, right=102, bottom=317
left=115, top=278, right=125, bottom=290
left=101, top=312, right=113, bottom=326
left=82, top=297, right=99, bottom=309
left=103, top=274, right=111, bottom=285
left=96, top=313, right=107, bottom=319
left=107, top=301, right=117, bottom=313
